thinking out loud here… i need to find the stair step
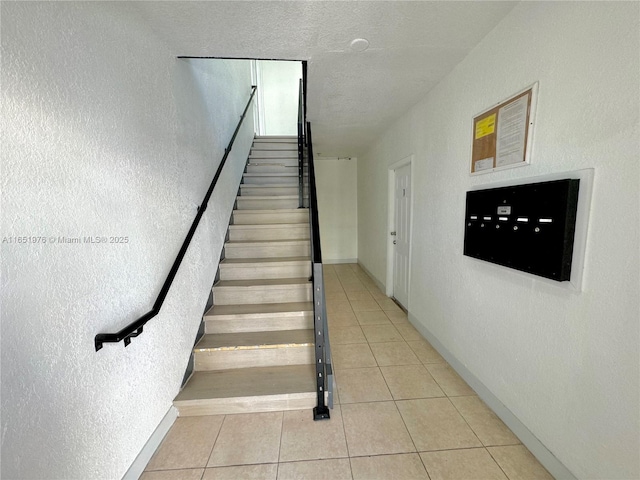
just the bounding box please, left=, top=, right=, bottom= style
left=243, top=173, right=298, bottom=185
left=246, top=164, right=298, bottom=174
left=240, top=184, right=300, bottom=196
left=247, top=157, right=298, bottom=166
left=232, top=209, right=309, bottom=225
left=220, top=256, right=311, bottom=280
left=213, top=277, right=312, bottom=305
left=228, top=223, right=309, bottom=241
left=224, top=239, right=310, bottom=259
left=254, top=136, right=297, bottom=142
left=249, top=151, right=300, bottom=158
left=250, top=143, right=298, bottom=151
left=205, top=301, right=313, bottom=334
left=236, top=195, right=299, bottom=210
left=193, top=330, right=314, bottom=371
left=174, top=364, right=317, bottom=416
left=249, top=150, right=298, bottom=159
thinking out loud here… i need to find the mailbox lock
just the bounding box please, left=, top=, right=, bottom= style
left=390, top=231, right=397, bottom=236
left=534, top=227, right=540, bottom=233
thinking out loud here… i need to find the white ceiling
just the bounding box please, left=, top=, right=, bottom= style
left=131, top=1, right=518, bottom=157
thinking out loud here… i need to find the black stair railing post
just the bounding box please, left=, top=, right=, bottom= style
left=306, top=120, right=331, bottom=420
left=312, top=261, right=330, bottom=420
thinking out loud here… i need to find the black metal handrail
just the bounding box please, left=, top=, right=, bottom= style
left=306, top=124, right=322, bottom=264
left=297, top=80, right=304, bottom=208
left=95, top=85, right=257, bottom=351
left=297, top=69, right=332, bottom=420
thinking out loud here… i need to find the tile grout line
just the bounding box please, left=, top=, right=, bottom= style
left=485, top=446, right=515, bottom=480
left=352, top=268, right=430, bottom=479
left=447, top=396, right=521, bottom=479
left=390, top=399, right=423, bottom=463
left=424, top=363, right=459, bottom=398
left=449, top=397, right=489, bottom=445
left=448, top=397, right=523, bottom=447
left=333, top=267, right=525, bottom=478
left=339, top=268, right=443, bottom=477
left=203, top=415, right=226, bottom=471
left=362, top=292, right=424, bottom=467
left=339, top=403, right=355, bottom=480
left=442, top=395, right=485, bottom=449
left=276, top=410, right=285, bottom=479
left=332, top=273, right=356, bottom=480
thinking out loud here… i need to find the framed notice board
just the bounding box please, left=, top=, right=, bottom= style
left=471, top=83, right=538, bottom=174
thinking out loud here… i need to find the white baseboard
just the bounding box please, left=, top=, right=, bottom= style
left=324, top=258, right=358, bottom=264
left=357, top=261, right=386, bottom=293
left=122, top=406, right=178, bottom=480
left=408, top=312, right=577, bottom=480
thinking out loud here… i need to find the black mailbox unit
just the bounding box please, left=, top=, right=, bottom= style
left=464, top=179, right=580, bottom=281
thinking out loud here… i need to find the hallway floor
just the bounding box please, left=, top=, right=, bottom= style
left=142, top=264, right=554, bottom=480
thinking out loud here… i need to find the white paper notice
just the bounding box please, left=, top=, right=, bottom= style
left=495, top=95, right=528, bottom=167
left=474, top=157, right=494, bottom=172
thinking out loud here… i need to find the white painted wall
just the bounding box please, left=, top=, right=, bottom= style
left=257, top=60, right=302, bottom=136
left=357, top=3, right=639, bottom=479
left=315, top=158, right=358, bottom=263
left=0, top=3, right=254, bottom=479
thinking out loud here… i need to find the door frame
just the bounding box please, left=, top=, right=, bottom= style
left=386, top=155, right=414, bottom=307
left=252, top=60, right=266, bottom=135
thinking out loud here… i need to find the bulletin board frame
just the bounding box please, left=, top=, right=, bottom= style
left=470, top=82, right=538, bottom=175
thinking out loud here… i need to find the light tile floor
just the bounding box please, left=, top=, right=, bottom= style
left=143, top=264, right=554, bottom=480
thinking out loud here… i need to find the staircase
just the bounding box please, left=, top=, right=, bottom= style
left=174, top=136, right=319, bottom=416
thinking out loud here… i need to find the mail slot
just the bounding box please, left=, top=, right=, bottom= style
left=464, top=179, right=580, bottom=281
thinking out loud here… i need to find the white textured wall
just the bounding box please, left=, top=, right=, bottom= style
left=315, top=158, right=358, bottom=263
left=358, top=3, right=639, bottom=479
left=257, top=60, right=302, bottom=136
left=0, top=3, right=253, bottom=479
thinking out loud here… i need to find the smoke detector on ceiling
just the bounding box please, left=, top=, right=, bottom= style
left=350, top=38, right=370, bottom=52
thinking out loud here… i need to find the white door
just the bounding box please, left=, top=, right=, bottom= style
left=393, top=163, right=411, bottom=308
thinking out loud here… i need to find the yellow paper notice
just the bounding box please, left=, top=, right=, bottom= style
left=475, top=114, right=496, bottom=139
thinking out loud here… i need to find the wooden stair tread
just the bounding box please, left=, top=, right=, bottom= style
left=221, top=256, right=309, bottom=264
left=243, top=172, right=298, bottom=176
left=237, top=195, right=298, bottom=200
left=248, top=150, right=297, bottom=153
left=251, top=145, right=297, bottom=148
left=247, top=162, right=296, bottom=166
left=229, top=223, right=307, bottom=230
left=195, top=330, right=313, bottom=351
left=206, top=302, right=313, bottom=318
left=241, top=184, right=301, bottom=188
left=234, top=208, right=308, bottom=214
left=254, top=135, right=297, bottom=140
left=175, top=365, right=315, bottom=402
left=231, top=210, right=309, bottom=225
left=225, top=239, right=309, bottom=246
left=215, top=277, right=311, bottom=287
